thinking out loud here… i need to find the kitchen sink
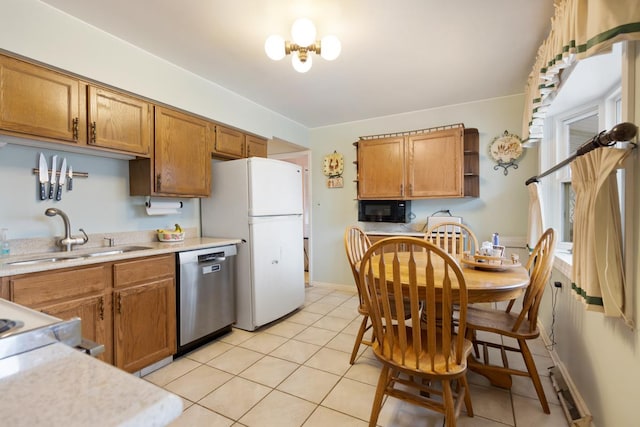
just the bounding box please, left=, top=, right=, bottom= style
left=82, top=245, right=152, bottom=257
left=7, top=256, right=83, bottom=266
left=5, top=246, right=153, bottom=266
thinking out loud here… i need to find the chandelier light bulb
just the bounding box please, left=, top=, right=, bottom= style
left=320, top=35, right=341, bottom=61
left=264, top=35, right=286, bottom=60
left=290, top=18, right=316, bottom=47
left=292, top=53, right=312, bottom=73
left=265, top=18, right=340, bottom=72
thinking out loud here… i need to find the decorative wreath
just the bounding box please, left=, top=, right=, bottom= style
left=322, top=151, right=344, bottom=177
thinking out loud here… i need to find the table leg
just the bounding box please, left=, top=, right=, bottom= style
left=467, top=355, right=513, bottom=389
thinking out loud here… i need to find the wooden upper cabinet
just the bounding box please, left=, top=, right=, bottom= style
left=407, top=127, right=463, bottom=198
left=213, top=125, right=268, bottom=159
left=357, top=125, right=472, bottom=200
left=214, top=125, right=244, bottom=159
left=155, top=106, right=211, bottom=196
left=246, top=134, right=268, bottom=158
left=357, top=136, right=405, bottom=199
left=0, top=54, right=85, bottom=145
left=87, top=85, right=152, bottom=156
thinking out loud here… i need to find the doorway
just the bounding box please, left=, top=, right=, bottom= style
left=268, top=138, right=312, bottom=287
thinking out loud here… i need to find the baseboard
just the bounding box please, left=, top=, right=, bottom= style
left=308, top=281, right=357, bottom=293
left=538, top=323, right=593, bottom=426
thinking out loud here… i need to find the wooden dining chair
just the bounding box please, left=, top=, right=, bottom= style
left=465, top=228, right=556, bottom=414
left=359, top=237, right=473, bottom=427
left=344, top=226, right=375, bottom=364
left=425, top=221, right=479, bottom=259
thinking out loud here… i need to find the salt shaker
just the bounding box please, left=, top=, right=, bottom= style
left=492, top=232, right=500, bottom=246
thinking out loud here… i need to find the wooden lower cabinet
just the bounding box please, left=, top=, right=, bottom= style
left=112, top=254, right=176, bottom=373
left=40, top=294, right=112, bottom=364
left=113, top=277, right=175, bottom=373
left=9, top=264, right=112, bottom=363
left=8, top=254, right=176, bottom=373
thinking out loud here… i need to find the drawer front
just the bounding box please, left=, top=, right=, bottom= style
left=11, top=265, right=110, bottom=307
left=113, top=254, right=175, bottom=288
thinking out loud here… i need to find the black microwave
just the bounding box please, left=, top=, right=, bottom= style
left=358, top=200, right=411, bottom=223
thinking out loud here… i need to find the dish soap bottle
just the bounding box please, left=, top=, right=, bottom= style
left=1, top=228, right=9, bottom=257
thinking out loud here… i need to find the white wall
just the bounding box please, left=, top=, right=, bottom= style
left=536, top=41, right=640, bottom=427
left=309, top=94, right=537, bottom=286
left=0, top=0, right=308, bottom=240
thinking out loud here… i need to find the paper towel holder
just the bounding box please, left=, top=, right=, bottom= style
left=145, top=197, right=183, bottom=208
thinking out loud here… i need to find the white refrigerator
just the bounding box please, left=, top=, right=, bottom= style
left=201, top=157, right=305, bottom=331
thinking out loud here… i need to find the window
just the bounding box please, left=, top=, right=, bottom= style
left=541, top=43, right=623, bottom=255
left=559, top=111, right=600, bottom=244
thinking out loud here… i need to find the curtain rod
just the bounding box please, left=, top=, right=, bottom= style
left=525, top=122, right=638, bottom=186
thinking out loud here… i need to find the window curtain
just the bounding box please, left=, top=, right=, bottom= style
left=522, top=0, right=640, bottom=140
left=570, top=147, right=633, bottom=324
left=527, top=181, right=546, bottom=252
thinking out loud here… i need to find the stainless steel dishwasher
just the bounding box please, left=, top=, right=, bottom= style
left=176, top=244, right=237, bottom=356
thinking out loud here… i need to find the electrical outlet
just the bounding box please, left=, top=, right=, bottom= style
left=554, top=281, right=562, bottom=288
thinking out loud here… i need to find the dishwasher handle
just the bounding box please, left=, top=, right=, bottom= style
left=198, top=252, right=229, bottom=263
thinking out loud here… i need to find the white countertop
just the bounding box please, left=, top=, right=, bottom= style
left=0, top=237, right=241, bottom=277
left=365, top=231, right=426, bottom=237
left=0, top=342, right=182, bottom=426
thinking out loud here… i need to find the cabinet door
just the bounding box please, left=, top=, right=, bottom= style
left=246, top=135, right=267, bottom=158
left=41, top=294, right=113, bottom=364
left=154, top=106, right=211, bottom=196
left=0, top=55, right=85, bottom=144
left=357, top=137, right=405, bottom=199
left=407, top=128, right=463, bottom=198
left=87, top=85, right=151, bottom=156
left=113, top=277, right=176, bottom=373
left=214, top=125, right=244, bottom=159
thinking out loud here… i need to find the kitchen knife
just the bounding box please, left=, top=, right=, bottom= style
left=56, top=158, right=67, bottom=201
left=67, top=166, right=73, bottom=191
left=38, top=153, right=48, bottom=200
left=48, top=155, right=57, bottom=199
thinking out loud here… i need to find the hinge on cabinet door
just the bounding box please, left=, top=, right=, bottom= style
left=98, top=296, right=104, bottom=320
left=156, top=174, right=162, bottom=191
left=72, top=117, right=79, bottom=140
left=116, top=294, right=122, bottom=314
left=89, top=122, right=97, bottom=144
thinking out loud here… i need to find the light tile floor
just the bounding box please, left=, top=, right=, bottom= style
left=145, top=283, right=569, bottom=427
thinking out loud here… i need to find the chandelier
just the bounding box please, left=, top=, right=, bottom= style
left=264, top=18, right=341, bottom=73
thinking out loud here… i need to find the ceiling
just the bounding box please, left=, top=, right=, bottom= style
left=42, top=0, right=555, bottom=128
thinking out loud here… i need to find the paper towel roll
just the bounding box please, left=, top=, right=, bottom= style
left=145, top=200, right=182, bottom=216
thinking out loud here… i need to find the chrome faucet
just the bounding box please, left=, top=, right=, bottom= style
left=44, top=208, right=89, bottom=252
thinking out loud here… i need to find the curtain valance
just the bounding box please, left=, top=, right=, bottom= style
left=522, top=0, right=640, bottom=140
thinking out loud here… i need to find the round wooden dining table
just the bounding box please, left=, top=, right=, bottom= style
left=366, top=252, right=530, bottom=303
left=363, top=251, right=530, bottom=389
